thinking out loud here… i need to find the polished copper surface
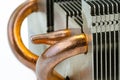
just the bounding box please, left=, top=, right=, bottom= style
left=31, top=29, right=71, bottom=45
left=31, top=28, right=82, bottom=45
left=8, top=0, right=88, bottom=80
left=7, top=0, right=78, bottom=70
left=36, top=33, right=88, bottom=80
left=8, top=0, right=43, bottom=70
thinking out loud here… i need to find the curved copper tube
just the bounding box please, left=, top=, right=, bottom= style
left=7, top=0, right=78, bottom=70
left=36, top=33, right=88, bottom=80
left=8, top=0, right=88, bottom=80
left=8, top=0, right=44, bottom=70
left=31, top=28, right=82, bottom=45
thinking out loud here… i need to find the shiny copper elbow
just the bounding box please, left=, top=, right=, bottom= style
left=36, top=33, right=88, bottom=80
left=7, top=0, right=88, bottom=80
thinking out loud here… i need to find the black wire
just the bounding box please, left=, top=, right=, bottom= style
left=65, top=76, right=70, bottom=80
left=47, top=0, right=54, bottom=32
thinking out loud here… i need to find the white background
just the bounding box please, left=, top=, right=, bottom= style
left=0, top=0, right=36, bottom=80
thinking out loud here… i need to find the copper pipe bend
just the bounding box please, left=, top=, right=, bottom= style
left=36, top=34, right=88, bottom=80
left=7, top=0, right=76, bottom=71
left=8, top=0, right=44, bottom=70
left=8, top=0, right=88, bottom=80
